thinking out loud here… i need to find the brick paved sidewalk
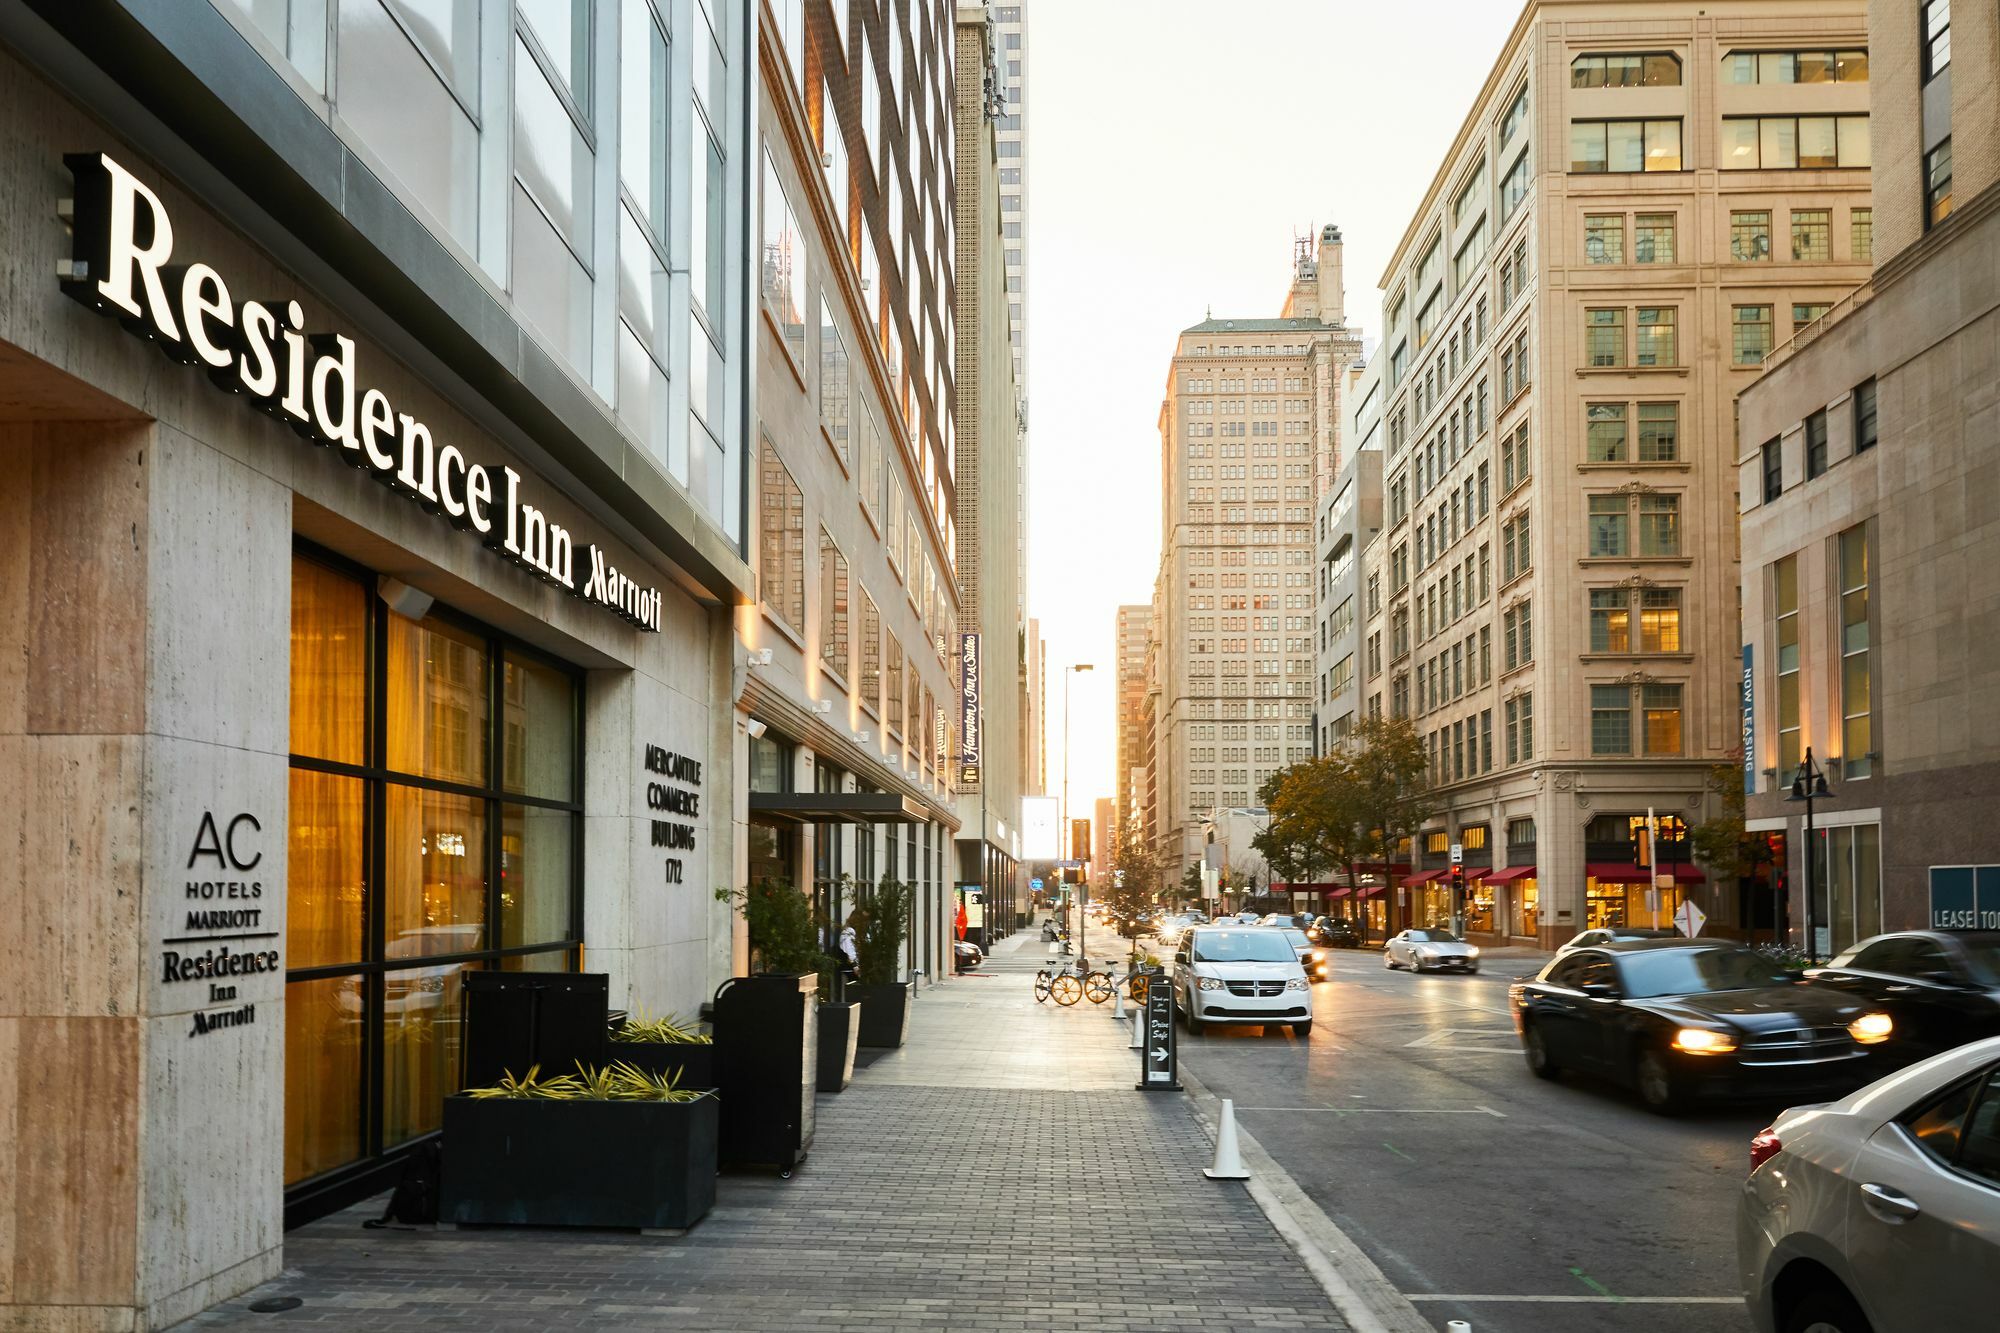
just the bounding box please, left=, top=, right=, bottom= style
left=181, top=969, right=1343, bottom=1332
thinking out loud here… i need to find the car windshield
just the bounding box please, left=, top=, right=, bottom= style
left=1191, top=931, right=1299, bottom=964
left=1408, top=929, right=1460, bottom=944
left=1282, top=929, right=1310, bottom=948
left=1616, top=946, right=1794, bottom=998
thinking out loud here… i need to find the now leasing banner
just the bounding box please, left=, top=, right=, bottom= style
left=59, top=151, right=662, bottom=631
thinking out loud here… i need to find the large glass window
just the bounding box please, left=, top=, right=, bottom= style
left=1720, top=116, right=1870, bottom=168
left=760, top=437, right=806, bottom=631
left=1725, top=49, right=1869, bottom=83
left=1839, top=524, right=1873, bottom=778
left=1569, top=119, right=1682, bottom=173
left=1731, top=210, right=1772, bottom=262
left=1923, top=1, right=1951, bottom=80
left=762, top=150, right=809, bottom=369
left=1634, top=213, right=1675, bottom=263
left=1792, top=209, right=1831, bottom=261
left=1927, top=139, right=1954, bottom=229
left=1571, top=53, right=1681, bottom=87
left=337, top=0, right=481, bottom=250
left=285, top=550, right=581, bottom=1191
left=1733, top=306, right=1774, bottom=366
left=1775, top=555, right=1802, bottom=774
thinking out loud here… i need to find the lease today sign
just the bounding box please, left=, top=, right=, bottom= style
left=60, top=151, right=662, bottom=632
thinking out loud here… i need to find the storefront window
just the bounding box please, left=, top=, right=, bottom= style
left=285, top=549, right=581, bottom=1192
left=1465, top=883, right=1495, bottom=932
left=1515, top=879, right=1539, bottom=936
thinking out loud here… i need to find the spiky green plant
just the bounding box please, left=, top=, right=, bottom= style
left=463, top=1061, right=704, bottom=1103
left=611, top=1012, right=713, bottom=1045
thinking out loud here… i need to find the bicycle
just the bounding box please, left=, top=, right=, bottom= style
left=1033, top=957, right=1112, bottom=1006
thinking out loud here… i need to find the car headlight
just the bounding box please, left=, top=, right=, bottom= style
left=1197, top=976, right=1228, bottom=992
left=1671, top=1027, right=1739, bottom=1055
left=1467, top=946, right=1481, bottom=958
left=1849, top=1012, right=1894, bottom=1045
left=1285, top=978, right=1310, bottom=990
left=1309, top=950, right=1324, bottom=962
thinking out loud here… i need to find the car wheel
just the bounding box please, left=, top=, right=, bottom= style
left=1634, top=1048, right=1685, bottom=1114
left=1523, top=1022, right=1560, bottom=1079
left=1293, top=1019, right=1313, bottom=1037
left=1783, top=1285, right=1874, bottom=1333
left=1382, top=953, right=1396, bottom=969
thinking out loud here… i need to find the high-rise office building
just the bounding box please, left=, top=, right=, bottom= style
left=1357, top=0, right=1870, bottom=946
left=1150, top=231, right=1364, bottom=877
left=1737, top=0, right=1995, bottom=955
left=752, top=0, right=967, bottom=980
left=1114, top=604, right=1152, bottom=843
left=953, top=1, right=1028, bottom=930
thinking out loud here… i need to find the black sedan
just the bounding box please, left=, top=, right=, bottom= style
left=1308, top=916, right=1364, bottom=948
left=1508, top=939, right=1898, bottom=1113
left=1806, top=930, right=2000, bottom=1060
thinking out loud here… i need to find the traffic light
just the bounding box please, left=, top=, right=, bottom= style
left=1070, top=818, right=1090, bottom=861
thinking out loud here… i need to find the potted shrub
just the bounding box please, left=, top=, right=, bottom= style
left=609, top=1012, right=716, bottom=1090
left=440, top=1063, right=718, bottom=1230
left=853, top=878, right=915, bottom=1049
left=718, top=878, right=856, bottom=1094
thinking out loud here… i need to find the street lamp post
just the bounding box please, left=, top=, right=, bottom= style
left=1783, top=747, right=1836, bottom=964
left=1063, top=663, right=1094, bottom=965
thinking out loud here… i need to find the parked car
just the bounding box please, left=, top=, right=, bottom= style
left=1806, top=930, right=2000, bottom=1062
left=952, top=940, right=983, bottom=974
left=1259, top=913, right=1313, bottom=930
left=1277, top=927, right=1329, bottom=981
left=1738, top=1035, right=2000, bottom=1333
left=1556, top=926, right=1681, bottom=955
left=1310, top=916, right=1364, bottom=949
left=1509, top=939, right=1899, bottom=1113
left=1384, top=928, right=1480, bottom=973
left=1172, top=927, right=1312, bottom=1036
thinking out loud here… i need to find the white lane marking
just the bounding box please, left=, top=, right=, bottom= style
left=1405, top=1295, right=1743, bottom=1305
left=1235, top=1106, right=1507, bottom=1118
left=1402, top=1027, right=1518, bottom=1049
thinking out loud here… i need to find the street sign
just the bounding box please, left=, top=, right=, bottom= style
left=1137, top=971, right=1181, bottom=1092
left=1450, top=843, right=1463, bottom=865
left=1674, top=900, right=1707, bottom=938
left=1030, top=877, right=1044, bottom=891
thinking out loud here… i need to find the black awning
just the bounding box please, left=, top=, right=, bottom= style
left=748, top=791, right=929, bottom=826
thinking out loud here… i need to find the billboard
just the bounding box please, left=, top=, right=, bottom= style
left=1021, top=796, right=1060, bottom=860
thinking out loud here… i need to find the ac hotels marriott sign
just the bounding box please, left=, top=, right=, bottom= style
left=59, top=151, right=662, bottom=632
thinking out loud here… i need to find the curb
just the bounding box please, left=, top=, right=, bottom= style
left=1176, top=1062, right=1435, bottom=1333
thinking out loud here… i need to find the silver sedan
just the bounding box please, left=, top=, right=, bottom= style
left=1738, top=1035, right=2000, bottom=1333
left=1383, top=928, right=1480, bottom=973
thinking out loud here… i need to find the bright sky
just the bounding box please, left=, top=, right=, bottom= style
left=1024, top=0, right=1526, bottom=826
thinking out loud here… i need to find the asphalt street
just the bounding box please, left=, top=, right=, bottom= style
left=1176, top=946, right=1772, bottom=1333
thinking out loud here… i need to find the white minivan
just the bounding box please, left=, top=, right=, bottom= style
left=1173, top=926, right=1313, bottom=1036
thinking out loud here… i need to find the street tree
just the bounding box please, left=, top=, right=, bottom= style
left=1346, top=716, right=1436, bottom=934
left=1098, top=824, right=1162, bottom=949
left=1253, top=756, right=1366, bottom=889
left=1689, top=747, right=1776, bottom=934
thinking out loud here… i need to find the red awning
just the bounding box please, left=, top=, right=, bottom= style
left=1326, top=887, right=1352, bottom=899
left=1357, top=886, right=1387, bottom=899
left=1586, top=861, right=1707, bottom=885
left=1403, top=869, right=1446, bottom=886
left=1479, top=865, right=1537, bottom=884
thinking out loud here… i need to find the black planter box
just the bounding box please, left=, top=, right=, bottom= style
left=609, top=1041, right=715, bottom=1091
left=816, top=1001, right=859, bottom=1092
left=853, top=981, right=911, bottom=1049
left=712, top=972, right=817, bottom=1172
left=439, top=1092, right=719, bottom=1230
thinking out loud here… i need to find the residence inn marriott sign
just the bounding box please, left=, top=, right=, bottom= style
left=0, top=131, right=739, bottom=1328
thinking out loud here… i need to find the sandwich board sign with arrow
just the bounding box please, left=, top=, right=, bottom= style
left=1138, top=972, right=1181, bottom=1092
